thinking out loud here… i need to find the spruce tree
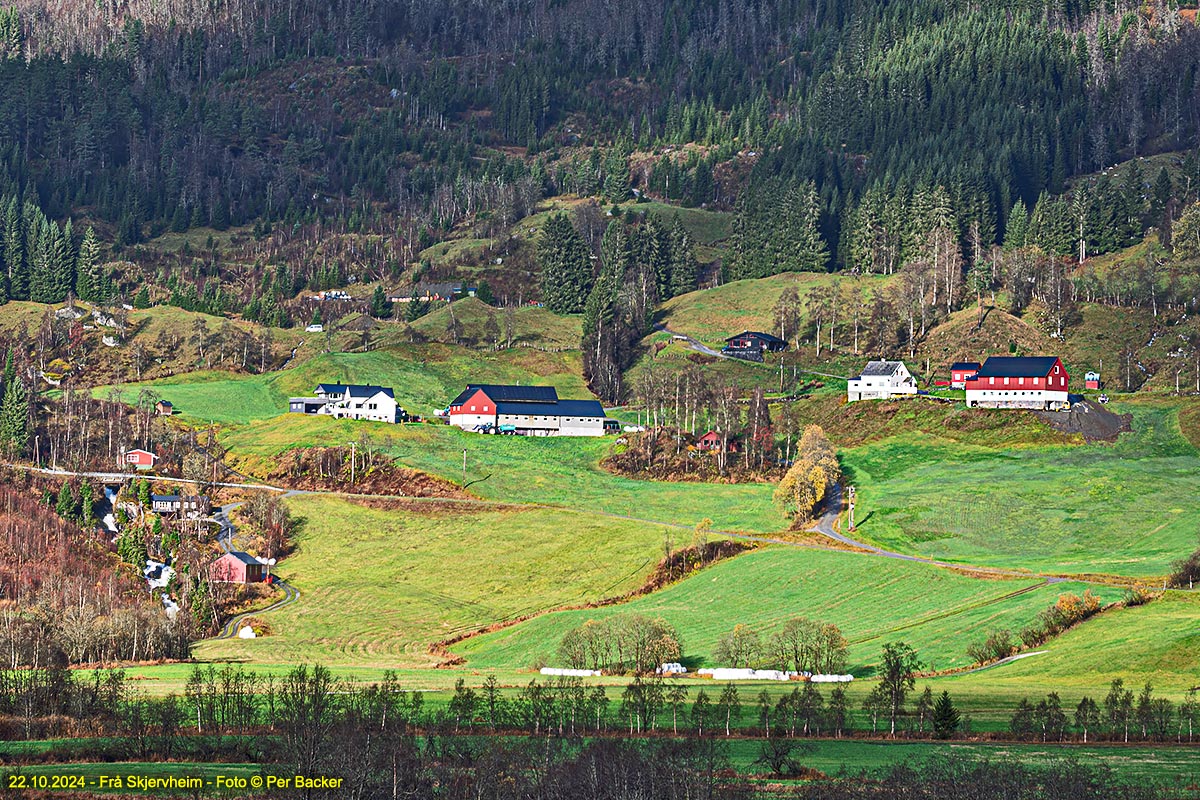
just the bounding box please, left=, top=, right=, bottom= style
left=56, top=482, right=76, bottom=521
left=783, top=181, right=830, bottom=273
left=602, top=146, right=631, bottom=203
left=369, top=285, right=392, bottom=318
left=0, top=372, right=28, bottom=456
left=668, top=217, right=696, bottom=296
left=1004, top=200, right=1029, bottom=250
left=76, top=226, right=104, bottom=302
left=133, top=285, right=151, bottom=309
left=932, top=691, right=960, bottom=739
left=538, top=213, right=592, bottom=314
left=3, top=198, right=26, bottom=301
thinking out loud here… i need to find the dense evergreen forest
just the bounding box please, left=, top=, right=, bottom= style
left=0, top=0, right=1194, bottom=353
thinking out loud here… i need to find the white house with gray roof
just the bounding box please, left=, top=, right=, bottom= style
left=847, top=361, right=918, bottom=402
left=288, top=383, right=405, bottom=423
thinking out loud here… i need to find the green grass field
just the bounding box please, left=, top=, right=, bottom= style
left=654, top=273, right=892, bottom=346
left=409, top=297, right=582, bottom=348
left=841, top=403, right=1199, bottom=578
left=101, top=342, right=591, bottom=422
left=453, top=546, right=1093, bottom=674
left=194, top=495, right=692, bottom=667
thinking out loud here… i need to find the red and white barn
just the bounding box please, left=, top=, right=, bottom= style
left=965, top=356, right=1070, bottom=410
left=209, top=551, right=266, bottom=583
left=950, top=362, right=980, bottom=389
left=447, top=384, right=559, bottom=431
left=122, top=449, right=158, bottom=470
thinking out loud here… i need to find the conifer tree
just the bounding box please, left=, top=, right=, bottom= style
left=1004, top=200, right=1029, bottom=250
left=602, top=146, right=631, bottom=203
left=667, top=217, right=696, bottom=297
left=76, top=226, right=105, bottom=302
left=932, top=691, right=960, bottom=739
left=538, top=213, right=592, bottom=314
left=3, top=198, right=26, bottom=301
left=0, top=375, right=29, bottom=456
left=783, top=181, right=830, bottom=273
left=369, top=285, right=392, bottom=318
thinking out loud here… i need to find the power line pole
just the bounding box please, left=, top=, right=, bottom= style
left=847, top=485, right=857, bottom=532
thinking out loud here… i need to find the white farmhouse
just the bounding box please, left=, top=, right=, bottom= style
left=847, top=360, right=918, bottom=402
left=288, top=383, right=405, bottom=423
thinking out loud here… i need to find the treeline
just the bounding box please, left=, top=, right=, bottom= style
left=0, top=661, right=1191, bottom=798
left=967, top=590, right=1107, bottom=664
left=1011, top=680, right=1198, bottom=744
left=0, top=196, right=112, bottom=305
left=539, top=206, right=698, bottom=400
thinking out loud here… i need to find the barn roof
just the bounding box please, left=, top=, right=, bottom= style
left=976, top=356, right=1061, bottom=378
left=451, top=384, right=559, bottom=405
left=725, top=330, right=786, bottom=344
left=496, top=399, right=606, bottom=418
left=859, top=360, right=908, bottom=377
left=316, top=383, right=395, bottom=398
left=346, top=385, right=395, bottom=398
left=157, top=400, right=173, bottom=407
left=950, top=362, right=981, bottom=371
left=226, top=551, right=261, bottom=565
left=152, top=494, right=180, bottom=502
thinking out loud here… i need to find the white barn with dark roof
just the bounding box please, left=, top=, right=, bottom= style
left=847, top=360, right=918, bottom=402
left=288, top=383, right=404, bottom=423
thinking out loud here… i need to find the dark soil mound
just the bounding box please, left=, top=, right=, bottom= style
left=1034, top=401, right=1132, bottom=442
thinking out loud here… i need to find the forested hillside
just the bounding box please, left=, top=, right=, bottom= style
left=0, top=1, right=1192, bottom=402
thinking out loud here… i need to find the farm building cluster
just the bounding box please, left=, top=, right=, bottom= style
left=444, top=384, right=612, bottom=437
left=288, top=383, right=407, bottom=423
left=848, top=356, right=1080, bottom=412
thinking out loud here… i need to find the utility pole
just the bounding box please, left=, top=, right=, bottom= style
left=847, top=485, right=857, bottom=532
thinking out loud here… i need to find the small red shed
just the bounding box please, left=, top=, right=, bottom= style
left=209, top=551, right=266, bottom=584
left=695, top=430, right=740, bottom=453
left=950, top=362, right=981, bottom=389
left=123, top=449, right=158, bottom=470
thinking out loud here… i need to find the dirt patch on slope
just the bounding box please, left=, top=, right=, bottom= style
left=1034, top=401, right=1131, bottom=442
left=268, top=446, right=471, bottom=497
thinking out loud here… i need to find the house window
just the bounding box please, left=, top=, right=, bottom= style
left=471, top=405, right=476, bottom=411
left=1018, top=377, right=1024, bottom=386
left=989, top=377, right=995, bottom=385
left=1003, top=377, right=1009, bottom=385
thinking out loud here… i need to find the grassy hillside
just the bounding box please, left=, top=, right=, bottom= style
left=785, top=393, right=1078, bottom=449
left=453, top=546, right=1091, bottom=673
left=842, top=403, right=1198, bottom=577
left=409, top=297, right=581, bottom=349
left=219, top=415, right=780, bottom=532
left=194, top=495, right=689, bottom=667
left=941, top=591, right=1200, bottom=697
left=101, top=342, right=591, bottom=422
left=653, top=273, right=891, bottom=346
